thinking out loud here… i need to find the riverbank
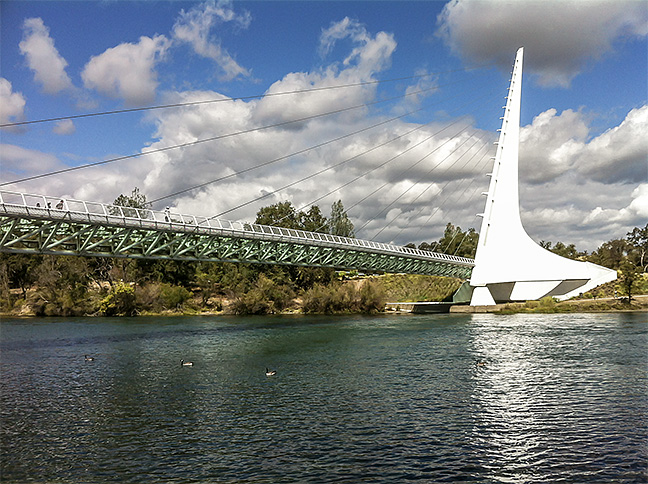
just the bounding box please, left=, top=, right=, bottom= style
left=2, top=271, right=646, bottom=317
left=450, top=295, right=648, bottom=314
left=4, top=295, right=646, bottom=318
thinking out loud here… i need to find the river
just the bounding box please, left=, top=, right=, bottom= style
left=1, top=313, right=646, bottom=483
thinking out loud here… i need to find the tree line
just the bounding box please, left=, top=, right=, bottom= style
left=0, top=188, right=646, bottom=315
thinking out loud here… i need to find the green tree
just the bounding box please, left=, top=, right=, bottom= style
left=112, top=187, right=151, bottom=218
left=435, top=223, right=479, bottom=258
left=539, top=241, right=582, bottom=260
left=103, top=188, right=154, bottom=283
left=626, top=224, right=648, bottom=272
left=100, top=282, right=137, bottom=316
left=254, top=202, right=335, bottom=289
left=255, top=201, right=299, bottom=228
left=329, top=200, right=354, bottom=237
left=297, top=206, right=333, bottom=288
left=113, top=187, right=150, bottom=209
left=619, top=260, right=640, bottom=303
left=0, top=253, right=41, bottom=299
left=454, top=227, right=479, bottom=258
left=300, top=205, right=328, bottom=233
left=589, top=239, right=631, bottom=270
left=232, top=273, right=295, bottom=315
left=29, top=256, right=92, bottom=316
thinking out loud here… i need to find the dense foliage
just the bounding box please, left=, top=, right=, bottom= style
left=406, top=223, right=479, bottom=259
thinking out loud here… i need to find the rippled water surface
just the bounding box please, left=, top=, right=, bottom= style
left=1, top=313, right=646, bottom=483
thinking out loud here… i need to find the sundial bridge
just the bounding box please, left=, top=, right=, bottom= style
left=0, top=48, right=616, bottom=305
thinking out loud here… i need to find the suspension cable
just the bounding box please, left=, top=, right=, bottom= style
left=213, top=88, right=499, bottom=220
left=360, top=132, right=478, bottom=237
left=333, top=94, right=497, bottom=236
left=2, top=86, right=431, bottom=187
left=404, top=147, right=493, bottom=245
left=386, top=135, right=492, bottom=244
left=0, top=64, right=495, bottom=128
left=2, top=80, right=456, bottom=188
left=365, top=131, right=488, bottom=240
left=277, top=116, right=475, bottom=229
left=295, top=90, right=501, bottom=234
left=212, top=113, right=468, bottom=219
left=148, top=79, right=474, bottom=204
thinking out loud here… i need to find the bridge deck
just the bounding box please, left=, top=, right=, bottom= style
left=0, top=190, right=474, bottom=279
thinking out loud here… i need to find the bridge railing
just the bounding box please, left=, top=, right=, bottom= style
left=0, top=190, right=474, bottom=266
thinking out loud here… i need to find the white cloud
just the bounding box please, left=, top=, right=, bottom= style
left=319, top=17, right=366, bottom=57
left=19, top=17, right=74, bottom=94
left=172, top=0, right=251, bottom=81
left=513, top=104, right=648, bottom=249
left=579, top=184, right=648, bottom=230
left=575, top=105, right=648, bottom=184
left=437, top=0, right=648, bottom=87
left=81, top=35, right=170, bottom=105
left=9, top=12, right=642, bottom=253
left=136, top=89, right=492, bottom=244
left=0, top=78, right=26, bottom=129
left=253, top=18, right=396, bottom=127
left=519, top=105, right=648, bottom=186
left=628, top=184, right=648, bottom=219
left=400, top=70, right=440, bottom=112
left=520, top=178, right=647, bottom=251
left=320, top=17, right=395, bottom=75
left=0, top=144, right=63, bottom=179
left=52, top=119, right=75, bottom=135
left=519, top=108, right=589, bottom=183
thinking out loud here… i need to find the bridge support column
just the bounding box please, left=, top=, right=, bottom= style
left=469, top=48, right=616, bottom=306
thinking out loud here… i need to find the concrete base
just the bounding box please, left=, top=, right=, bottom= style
left=385, top=302, right=454, bottom=313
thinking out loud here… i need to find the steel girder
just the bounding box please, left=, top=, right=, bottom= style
left=0, top=214, right=474, bottom=279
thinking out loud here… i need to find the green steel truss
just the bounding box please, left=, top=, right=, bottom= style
left=0, top=192, right=474, bottom=279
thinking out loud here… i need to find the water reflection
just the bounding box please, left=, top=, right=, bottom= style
left=467, top=313, right=648, bottom=483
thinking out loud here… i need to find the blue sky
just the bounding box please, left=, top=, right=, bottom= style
left=1, top=0, right=647, bottom=251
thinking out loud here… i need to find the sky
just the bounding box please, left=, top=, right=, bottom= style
left=1, top=0, right=646, bottom=252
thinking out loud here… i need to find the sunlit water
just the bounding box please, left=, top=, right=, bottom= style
left=1, top=313, right=646, bottom=483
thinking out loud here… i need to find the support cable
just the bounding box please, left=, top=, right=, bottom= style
left=451, top=214, right=482, bottom=256
left=0, top=64, right=495, bottom=129
left=365, top=131, right=488, bottom=240
left=1, top=83, right=450, bottom=188
left=387, top=138, right=492, bottom=245
left=452, top=228, right=472, bottom=256
left=213, top=114, right=469, bottom=219
left=405, top=148, right=493, bottom=245
left=214, top=88, right=499, bottom=220
left=278, top=118, right=474, bottom=228
left=332, top=108, right=492, bottom=237
left=149, top=81, right=472, bottom=205
left=292, top=89, right=501, bottom=233
left=359, top=132, right=478, bottom=238
left=361, top=132, right=492, bottom=240
left=439, top=225, right=462, bottom=253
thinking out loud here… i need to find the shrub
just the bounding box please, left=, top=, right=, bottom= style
left=232, top=274, right=295, bottom=315
left=358, top=280, right=386, bottom=313
left=302, top=280, right=386, bottom=314
left=134, top=282, right=192, bottom=312
left=159, top=283, right=192, bottom=310
left=100, top=282, right=137, bottom=316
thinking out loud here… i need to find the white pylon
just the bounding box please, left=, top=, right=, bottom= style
left=469, top=47, right=616, bottom=306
